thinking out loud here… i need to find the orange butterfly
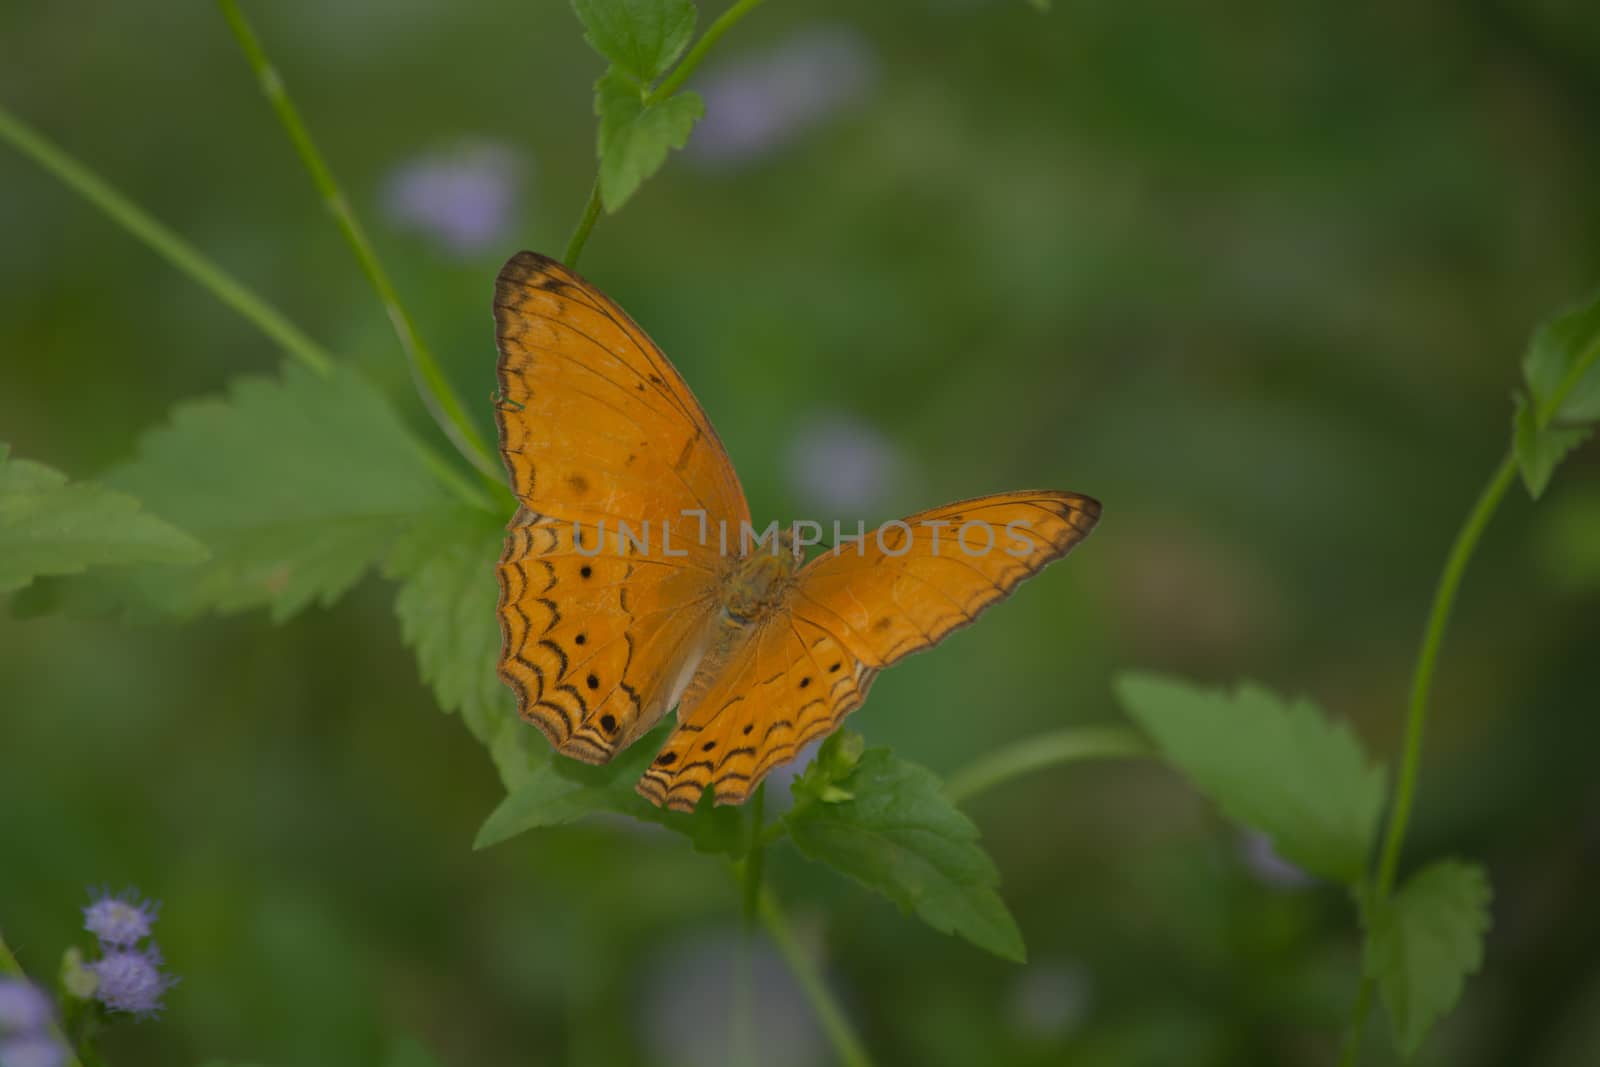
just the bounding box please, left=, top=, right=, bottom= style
left=492, top=252, right=1101, bottom=811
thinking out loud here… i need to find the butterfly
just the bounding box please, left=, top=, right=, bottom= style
left=492, top=252, right=1101, bottom=811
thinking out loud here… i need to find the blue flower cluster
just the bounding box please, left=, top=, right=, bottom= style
left=81, top=887, right=177, bottom=1019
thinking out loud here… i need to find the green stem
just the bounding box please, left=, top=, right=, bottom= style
left=0, top=934, right=88, bottom=1067
left=1375, top=456, right=1518, bottom=903
left=943, top=725, right=1151, bottom=805
left=0, top=100, right=493, bottom=513
left=731, top=784, right=766, bottom=1067
left=1537, top=331, right=1600, bottom=426
left=742, top=784, right=767, bottom=926
left=0, top=103, right=333, bottom=377
left=563, top=0, right=771, bottom=267
left=648, top=0, right=770, bottom=105
left=0, top=933, right=28, bottom=980
left=1339, top=453, right=1517, bottom=1063
left=758, top=889, right=875, bottom=1067
left=564, top=182, right=604, bottom=268
left=1341, top=319, right=1600, bottom=1064
left=216, top=0, right=505, bottom=488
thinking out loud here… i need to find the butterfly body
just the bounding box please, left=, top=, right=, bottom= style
left=720, top=533, right=802, bottom=625
left=493, top=252, right=1102, bottom=811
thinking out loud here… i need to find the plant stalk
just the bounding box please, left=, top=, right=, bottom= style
left=216, top=0, right=505, bottom=488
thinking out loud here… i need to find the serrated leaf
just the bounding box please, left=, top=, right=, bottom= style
left=1115, top=673, right=1387, bottom=886
left=383, top=502, right=564, bottom=790
left=475, top=720, right=744, bottom=855
left=96, top=362, right=457, bottom=621
left=1367, top=860, right=1492, bottom=1056
left=572, top=0, right=697, bottom=83
left=1513, top=392, right=1592, bottom=500
left=1514, top=289, right=1600, bottom=498
left=0, top=443, right=205, bottom=594
left=1523, top=288, right=1600, bottom=423
left=386, top=506, right=508, bottom=735
left=384, top=500, right=743, bottom=859
left=596, top=69, right=703, bottom=211
left=783, top=735, right=1025, bottom=961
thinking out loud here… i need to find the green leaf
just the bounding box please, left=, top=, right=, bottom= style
left=1513, top=392, right=1592, bottom=500
left=1366, top=860, right=1492, bottom=1056
left=386, top=507, right=508, bottom=734
left=596, top=69, right=703, bottom=212
left=475, top=720, right=744, bottom=855
left=1026, top=0, right=1053, bottom=11
left=0, top=443, right=205, bottom=594
left=783, top=733, right=1026, bottom=962
left=1513, top=289, right=1600, bottom=498
left=382, top=502, right=562, bottom=791
left=476, top=728, right=663, bottom=846
left=1523, top=288, right=1600, bottom=424
left=1114, top=673, right=1387, bottom=886
left=97, top=363, right=457, bottom=621
left=393, top=505, right=744, bottom=852
left=572, top=0, right=697, bottom=83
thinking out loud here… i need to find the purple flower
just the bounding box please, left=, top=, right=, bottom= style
left=0, top=981, right=52, bottom=1035
left=688, top=25, right=878, bottom=167
left=90, top=946, right=177, bottom=1019
left=785, top=411, right=903, bottom=515
left=641, top=928, right=825, bottom=1067
left=1007, top=959, right=1093, bottom=1039
left=382, top=139, right=525, bottom=257
left=1238, top=831, right=1315, bottom=890
left=0, top=1035, right=67, bottom=1067
left=83, top=887, right=159, bottom=948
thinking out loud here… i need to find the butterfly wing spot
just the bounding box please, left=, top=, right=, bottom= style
left=799, top=676, right=811, bottom=688
left=575, top=633, right=588, bottom=645
left=567, top=473, right=590, bottom=493
left=580, top=565, right=593, bottom=579
left=656, top=752, right=677, bottom=766
left=702, top=740, right=716, bottom=751
left=600, top=713, right=617, bottom=733
left=586, top=673, right=600, bottom=690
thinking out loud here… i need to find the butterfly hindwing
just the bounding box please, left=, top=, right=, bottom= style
left=497, top=509, right=720, bottom=762
left=636, top=613, right=877, bottom=811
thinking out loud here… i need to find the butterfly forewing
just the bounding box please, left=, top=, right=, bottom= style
left=493, top=252, right=749, bottom=533
left=792, top=491, right=1101, bottom=669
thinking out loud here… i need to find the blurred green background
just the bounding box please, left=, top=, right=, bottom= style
left=4, top=0, right=1599, bottom=1064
